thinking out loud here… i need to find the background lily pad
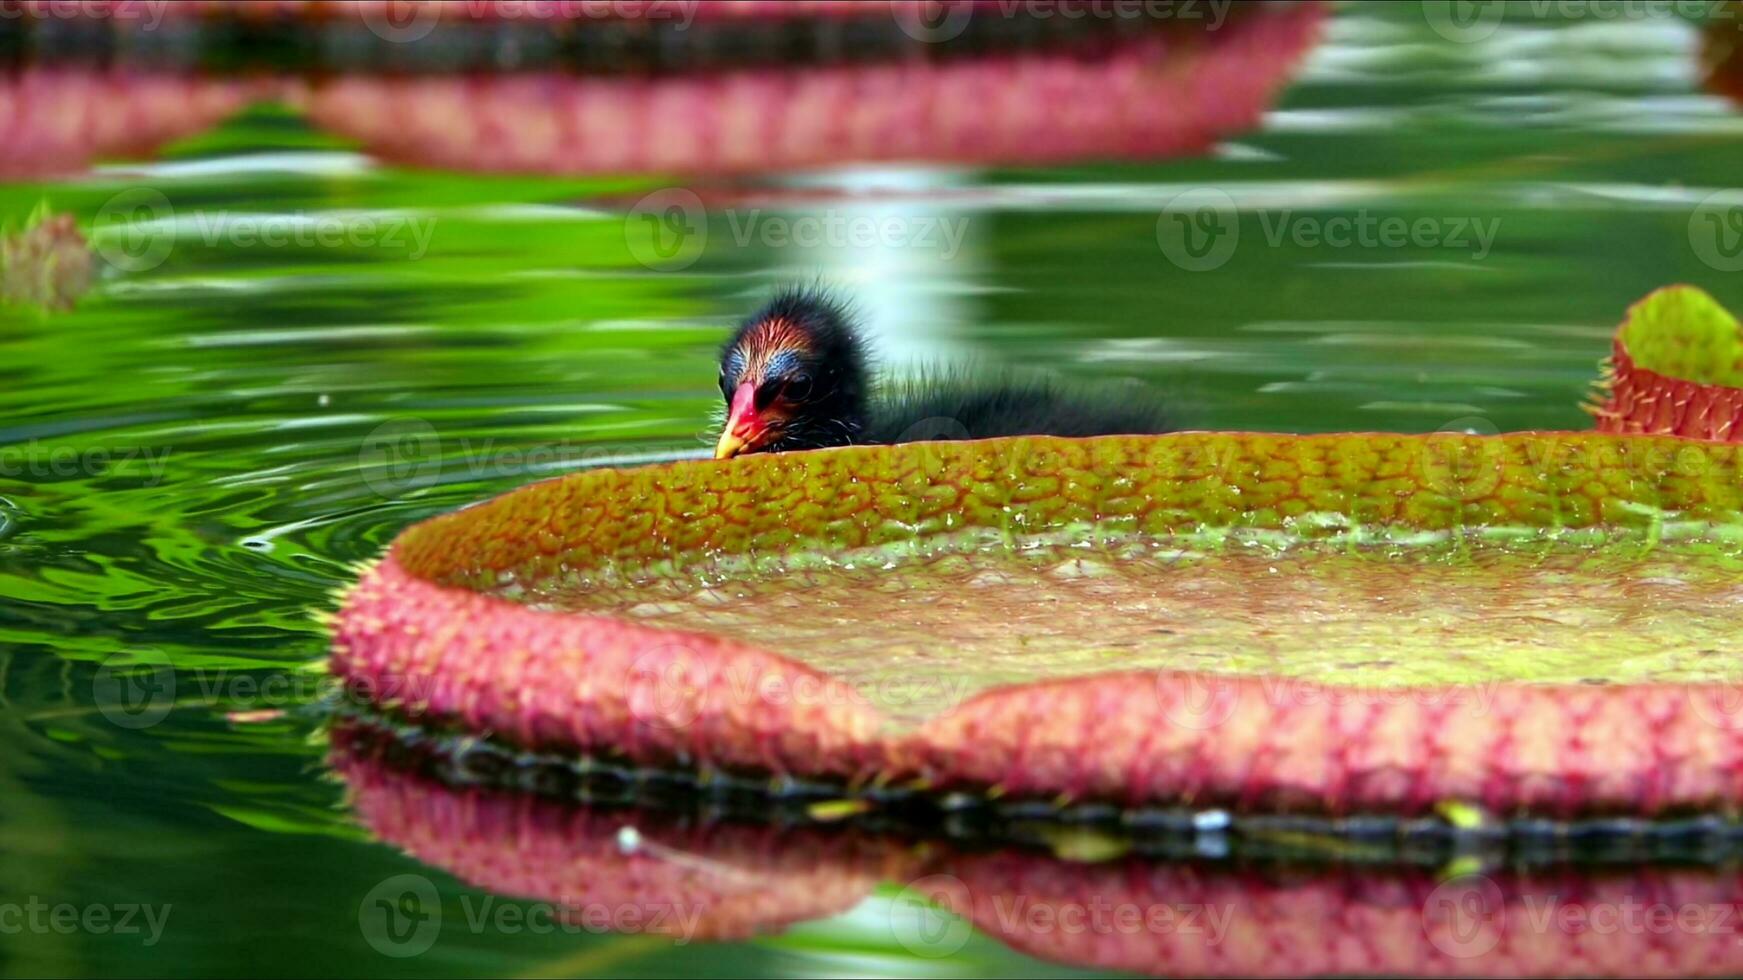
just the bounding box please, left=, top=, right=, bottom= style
left=1595, top=285, right=1743, bottom=440
left=300, top=2, right=1323, bottom=175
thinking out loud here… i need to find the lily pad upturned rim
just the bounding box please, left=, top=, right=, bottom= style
left=334, top=429, right=1743, bottom=818
left=1596, top=284, right=1743, bottom=441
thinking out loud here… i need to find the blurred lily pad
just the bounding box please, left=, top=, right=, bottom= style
left=1594, top=284, right=1743, bottom=440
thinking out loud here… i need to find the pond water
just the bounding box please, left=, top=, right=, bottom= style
left=5, top=2, right=1743, bottom=976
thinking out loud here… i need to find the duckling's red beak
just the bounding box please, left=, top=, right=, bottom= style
left=715, top=382, right=765, bottom=459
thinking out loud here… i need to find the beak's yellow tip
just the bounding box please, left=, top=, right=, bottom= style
left=714, top=430, right=746, bottom=460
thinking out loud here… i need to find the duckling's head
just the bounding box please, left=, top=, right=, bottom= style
left=715, top=288, right=869, bottom=458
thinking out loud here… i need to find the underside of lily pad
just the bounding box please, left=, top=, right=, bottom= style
left=333, top=430, right=1743, bottom=817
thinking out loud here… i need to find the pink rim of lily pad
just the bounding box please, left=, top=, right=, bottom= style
left=334, top=428, right=1743, bottom=818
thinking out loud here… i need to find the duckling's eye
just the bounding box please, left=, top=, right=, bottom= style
left=780, top=372, right=814, bottom=402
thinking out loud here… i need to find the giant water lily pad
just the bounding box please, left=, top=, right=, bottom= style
left=1595, top=285, right=1743, bottom=441
left=334, top=430, right=1743, bottom=817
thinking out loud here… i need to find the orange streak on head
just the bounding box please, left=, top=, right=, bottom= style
left=737, top=317, right=810, bottom=384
